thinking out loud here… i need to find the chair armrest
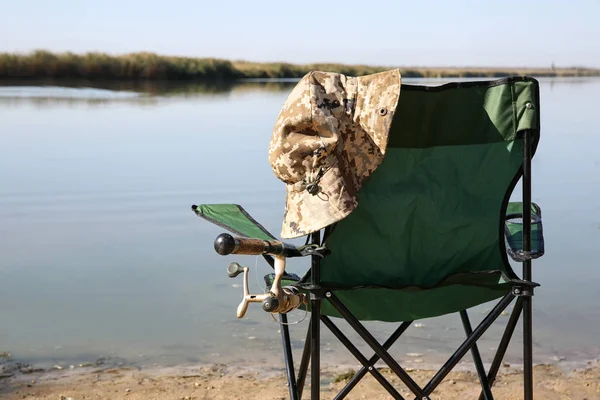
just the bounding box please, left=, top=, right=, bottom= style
left=192, top=203, right=277, bottom=241
left=504, top=202, right=545, bottom=262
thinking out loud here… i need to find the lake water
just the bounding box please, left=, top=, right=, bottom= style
left=0, top=77, right=599, bottom=373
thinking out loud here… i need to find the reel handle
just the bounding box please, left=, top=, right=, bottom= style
left=234, top=263, right=267, bottom=318
left=227, top=262, right=244, bottom=278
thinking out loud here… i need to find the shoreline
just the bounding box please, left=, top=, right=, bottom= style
left=4, top=352, right=600, bottom=382
left=2, top=357, right=599, bottom=399
left=3, top=341, right=598, bottom=382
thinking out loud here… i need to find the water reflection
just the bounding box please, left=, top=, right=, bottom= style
left=0, top=77, right=599, bottom=371
left=0, top=78, right=295, bottom=97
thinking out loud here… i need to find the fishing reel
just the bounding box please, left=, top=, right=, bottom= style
left=213, top=233, right=310, bottom=318
left=226, top=261, right=307, bottom=318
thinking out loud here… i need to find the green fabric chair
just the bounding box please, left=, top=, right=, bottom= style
left=192, top=76, right=544, bottom=400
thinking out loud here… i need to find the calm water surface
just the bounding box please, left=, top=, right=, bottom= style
left=0, top=78, right=599, bottom=372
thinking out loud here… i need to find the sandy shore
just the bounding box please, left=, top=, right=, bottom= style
left=1, top=359, right=599, bottom=400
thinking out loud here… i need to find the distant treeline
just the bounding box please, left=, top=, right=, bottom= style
left=1, top=50, right=600, bottom=81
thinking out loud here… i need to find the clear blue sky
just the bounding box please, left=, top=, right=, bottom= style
left=2, top=0, right=599, bottom=68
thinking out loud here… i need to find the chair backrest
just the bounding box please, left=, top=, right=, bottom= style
left=319, top=77, right=540, bottom=290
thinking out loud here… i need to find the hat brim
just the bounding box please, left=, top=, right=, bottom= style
left=281, top=164, right=356, bottom=239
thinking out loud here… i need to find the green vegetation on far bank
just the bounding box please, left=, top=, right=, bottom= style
left=1, top=50, right=600, bottom=81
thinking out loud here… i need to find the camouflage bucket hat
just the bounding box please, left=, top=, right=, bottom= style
left=268, top=69, right=402, bottom=239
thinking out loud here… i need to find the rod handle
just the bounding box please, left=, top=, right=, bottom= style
left=214, top=233, right=285, bottom=256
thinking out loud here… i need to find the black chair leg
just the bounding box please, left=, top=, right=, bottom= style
left=460, top=310, right=494, bottom=400
left=297, top=320, right=312, bottom=399
left=478, top=297, right=523, bottom=400
left=280, top=313, right=299, bottom=400
left=522, top=129, right=534, bottom=400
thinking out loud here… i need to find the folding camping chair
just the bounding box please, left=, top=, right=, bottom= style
left=192, top=76, right=545, bottom=399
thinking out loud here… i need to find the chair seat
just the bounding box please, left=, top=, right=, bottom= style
left=266, top=272, right=514, bottom=322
